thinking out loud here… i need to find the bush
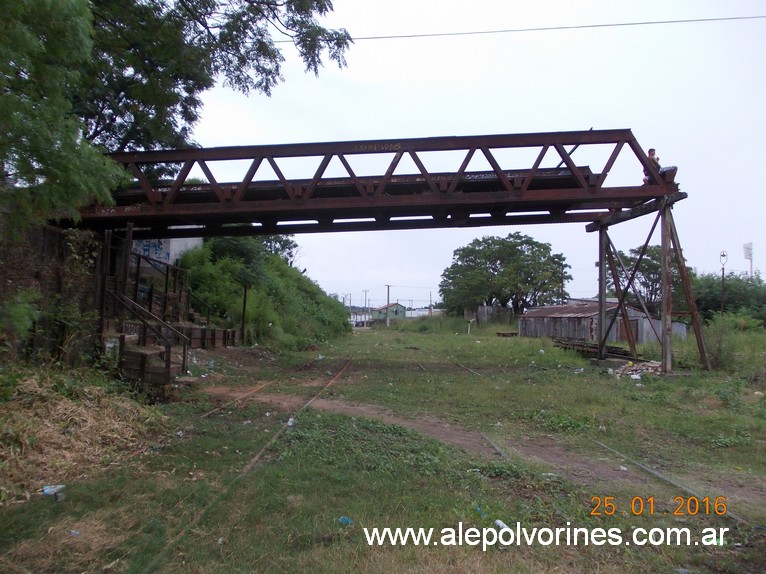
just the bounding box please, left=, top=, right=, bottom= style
left=182, top=239, right=350, bottom=350
left=0, top=288, right=40, bottom=357
left=701, top=313, right=764, bottom=372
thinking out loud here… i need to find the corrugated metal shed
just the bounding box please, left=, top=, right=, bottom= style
left=523, top=300, right=619, bottom=319
left=519, top=299, right=687, bottom=344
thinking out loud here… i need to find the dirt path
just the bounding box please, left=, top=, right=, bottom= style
left=202, top=385, right=658, bottom=490
left=196, top=346, right=764, bottom=523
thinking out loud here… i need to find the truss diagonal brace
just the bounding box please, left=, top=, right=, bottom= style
left=586, top=192, right=687, bottom=232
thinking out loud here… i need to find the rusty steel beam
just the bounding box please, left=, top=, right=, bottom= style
left=127, top=211, right=614, bottom=240
left=69, top=129, right=682, bottom=238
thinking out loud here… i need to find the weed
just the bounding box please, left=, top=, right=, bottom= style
left=525, top=409, right=591, bottom=433
left=714, top=379, right=745, bottom=411
left=711, top=430, right=752, bottom=448
left=0, top=365, right=22, bottom=403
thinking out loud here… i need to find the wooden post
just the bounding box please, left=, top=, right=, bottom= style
left=241, top=284, right=248, bottom=344
left=133, top=254, right=142, bottom=302
left=667, top=209, right=711, bottom=370
left=98, top=230, right=112, bottom=339
left=162, top=265, right=170, bottom=322
left=597, top=226, right=608, bottom=359
left=661, top=206, right=673, bottom=372
left=119, top=224, right=133, bottom=329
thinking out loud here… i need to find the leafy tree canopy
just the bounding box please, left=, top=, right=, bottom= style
left=692, top=270, right=766, bottom=324
left=438, top=232, right=571, bottom=315
left=3, top=0, right=352, bottom=229
left=261, top=234, right=299, bottom=266
left=606, top=245, right=687, bottom=317
left=78, top=0, right=352, bottom=152
left=0, top=0, right=125, bottom=229
left=606, top=244, right=766, bottom=325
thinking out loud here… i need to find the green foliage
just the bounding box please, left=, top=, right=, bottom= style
left=524, top=409, right=592, bottom=433
left=711, top=430, right=752, bottom=449
left=701, top=313, right=764, bottom=371
left=2, top=0, right=351, bottom=227
left=693, top=271, right=766, bottom=324
left=32, top=230, right=102, bottom=363
left=261, top=235, right=299, bottom=266
left=439, top=232, right=570, bottom=315
left=182, top=236, right=350, bottom=349
left=0, top=365, right=23, bottom=402
left=78, top=0, right=351, bottom=152
left=391, top=315, right=468, bottom=334
left=606, top=244, right=688, bottom=317
left=76, top=0, right=212, bottom=152
left=0, top=0, right=125, bottom=229
left=0, top=289, right=40, bottom=356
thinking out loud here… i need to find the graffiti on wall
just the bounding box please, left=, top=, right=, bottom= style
left=133, top=239, right=171, bottom=262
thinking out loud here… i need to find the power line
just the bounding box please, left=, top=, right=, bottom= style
left=346, top=14, right=766, bottom=42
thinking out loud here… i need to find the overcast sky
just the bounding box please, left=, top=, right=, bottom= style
left=190, top=0, right=765, bottom=309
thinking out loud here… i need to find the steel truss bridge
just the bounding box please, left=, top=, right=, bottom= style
left=76, top=129, right=681, bottom=238
left=71, top=129, right=708, bottom=371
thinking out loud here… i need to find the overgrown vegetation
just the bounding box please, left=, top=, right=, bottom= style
left=0, top=229, right=104, bottom=364
left=606, top=245, right=766, bottom=326
left=2, top=323, right=764, bottom=572
left=181, top=236, right=351, bottom=350
left=0, top=364, right=165, bottom=506
left=693, top=271, right=766, bottom=325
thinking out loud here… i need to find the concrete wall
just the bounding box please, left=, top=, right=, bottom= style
left=133, top=237, right=203, bottom=264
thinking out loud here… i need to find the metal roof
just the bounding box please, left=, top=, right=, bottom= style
left=523, top=300, right=621, bottom=318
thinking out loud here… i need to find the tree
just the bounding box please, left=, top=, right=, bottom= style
left=77, top=0, right=352, bottom=152
left=439, top=232, right=571, bottom=315
left=0, top=0, right=125, bottom=229
left=3, top=0, right=352, bottom=227
left=261, top=235, right=299, bottom=266
left=692, top=271, right=766, bottom=324
left=74, top=0, right=214, bottom=152
left=606, top=245, right=687, bottom=317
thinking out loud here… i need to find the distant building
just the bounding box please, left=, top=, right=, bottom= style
left=519, top=299, right=687, bottom=344
left=370, top=302, right=407, bottom=322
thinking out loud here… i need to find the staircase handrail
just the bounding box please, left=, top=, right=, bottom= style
left=187, top=290, right=215, bottom=325
left=106, top=290, right=189, bottom=378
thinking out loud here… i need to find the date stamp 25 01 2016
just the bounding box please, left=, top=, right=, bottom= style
left=590, top=496, right=728, bottom=518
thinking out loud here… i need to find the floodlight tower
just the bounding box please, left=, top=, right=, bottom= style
left=744, top=242, right=753, bottom=279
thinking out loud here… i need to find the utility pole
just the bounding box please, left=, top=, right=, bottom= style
left=363, top=289, right=369, bottom=326
left=385, top=284, right=391, bottom=327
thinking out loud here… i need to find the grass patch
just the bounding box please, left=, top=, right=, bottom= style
left=1, top=323, right=765, bottom=572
